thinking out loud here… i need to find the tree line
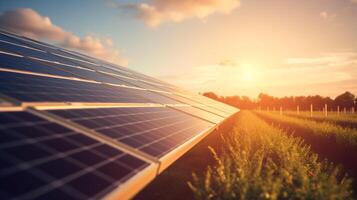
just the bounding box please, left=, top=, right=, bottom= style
left=202, top=91, right=357, bottom=111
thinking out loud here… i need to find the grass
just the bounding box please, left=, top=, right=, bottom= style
left=188, top=111, right=353, bottom=200
left=283, top=111, right=357, bottom=129
left=256, top=111, right=357, bottom=146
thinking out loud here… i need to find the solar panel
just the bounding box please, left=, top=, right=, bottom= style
left=48, top=107, right=214, bottom=158
left=27, top=57, right=137, bottom=87
left=0, top=29, right=239, bottom=199
left=0, top=39, right=62, bottom=62
left=0, top=110, right=150, bottom=200
left=0, top=51, right=80, bottom=78
left=169, top=106, right=225, bottom=124
left=0, top=71, right=156, bottom=103
left=0, top=32, right=29, bottom=46
left=0, top=33, right=173, bottom=91
left=162, top=92, right=231, bottom=117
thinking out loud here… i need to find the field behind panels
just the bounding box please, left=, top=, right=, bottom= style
left=190, top=110, right=357, bottom=200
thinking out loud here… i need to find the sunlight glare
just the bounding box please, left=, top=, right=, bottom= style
left=240, top=63, right=259, bottom=82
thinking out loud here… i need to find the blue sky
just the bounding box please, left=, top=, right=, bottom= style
left=0, top=0, right=357, bottom=98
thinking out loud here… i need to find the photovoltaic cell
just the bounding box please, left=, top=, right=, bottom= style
left=60, top=49, right=103, bottom=65
left=170, top=106, right=224, bottom=124
left=49, top=107, right=213, bottom=158
left=30, top=58, right=138, bottom=87
left=0, top=71, right=154, bottom=103
left=91, top=61, right=175, bottom=91
left=162, top=93, right=231, bottom=117
left=0, top=53, right=146, bottom=91
left=0, top=40, right=62, bottom=62
left=0, top=111, right=149, bottom=200
left=0, top=33, right=97, bottom=68
left=191, top=94, right=238, bottom=114
left=0, top=52, right=80, bottom=78
left=94, top=70, right=177, bottom=95
left=0, top=48, right=150, bottom=89
left=134, top=91, right=184, bottom=105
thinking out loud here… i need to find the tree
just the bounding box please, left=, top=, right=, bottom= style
left=334, top=91, right=356, bottom=108
left=202, top=91, right=356, bottom=111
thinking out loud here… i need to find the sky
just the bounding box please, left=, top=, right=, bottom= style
left=0, top=0, right=356, bottom=98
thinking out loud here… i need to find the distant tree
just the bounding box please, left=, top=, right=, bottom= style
left=258, top=93, right=275, bottom=109
left=202, top=91, right=356, bottom=111
left=334, top=91, right=356, bottom=108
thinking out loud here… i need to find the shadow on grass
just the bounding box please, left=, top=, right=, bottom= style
left=134, top=113, right=240, bottom=200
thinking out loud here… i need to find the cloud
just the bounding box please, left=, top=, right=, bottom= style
left=319, top=11, right=336, bottom=20
left=217, top=59, right=240, bottom=67
left=285, top=52, right=357, bottom=67
left=0, top=8, right=127, bottom=66
left=114, top=0, right=241, bottom=27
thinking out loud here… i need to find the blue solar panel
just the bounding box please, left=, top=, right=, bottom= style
left=0, top=32, right=27, bottom=46
left=0, top=111, right=149, bottom=200
left=158, top=93, right=230, bottom=117
left=0, top=52, right=79, bottom=78
left=0, top=40, right=62, bottom=62
left=170, top=106, right=224, bottom=123
left=49, top=107, right=213, bottom=158
left=0, top=71, right=153, bottom=103
left=27, top=58, right=138, bottom=86
left=0, top=29, right=239, bottom=199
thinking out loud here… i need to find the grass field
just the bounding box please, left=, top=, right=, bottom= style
left=189, top=111, right=353, bottom=200
left=256, top=111, right=357, bottom=146
left=283, top=111, right=357, bottom=129
left=135, top=111, right=357, bottom=199
left=255, top=111, right=357, bottom=192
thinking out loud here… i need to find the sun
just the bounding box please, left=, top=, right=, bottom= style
left=240, top=64, right=259, bottom=82
left=242, top=71, right=254, bottom=81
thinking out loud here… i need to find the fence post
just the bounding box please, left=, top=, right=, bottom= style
left=267, top=106, right=269, bottom=112
left=352, top=107, right=355, bottom=114
left=337, top=106, right=340, bottom=116
left=280, top=106, right=282, bottom=115
left=324, top=104, right=327, bottom=117
left=344, top=107, right=346, bottom=114
left=297, top=105, right=300, bottom=115
left=310, top=104, right=313, bottom=117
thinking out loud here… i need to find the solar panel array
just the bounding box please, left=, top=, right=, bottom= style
left=0, top=29, right=239, bottom=200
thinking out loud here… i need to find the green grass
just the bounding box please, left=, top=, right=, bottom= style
left=283, top=111, right=357, bottom=129
left=256, top=111, right=357, bottom=146
left=188, top=111, right=353, bottom=200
